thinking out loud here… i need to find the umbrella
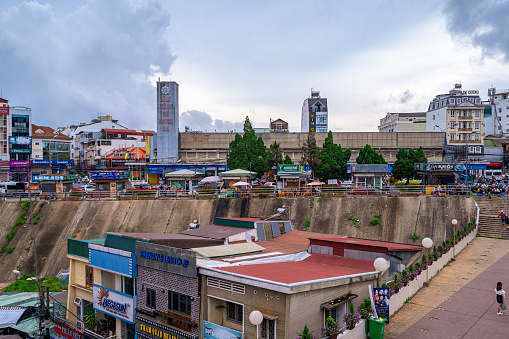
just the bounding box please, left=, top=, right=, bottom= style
left=307, top=181, right=324, bottom=186
left=200, top=176, right=221, bottom=183
left=232, top=181, right=250, bottom=187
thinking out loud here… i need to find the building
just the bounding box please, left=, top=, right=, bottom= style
left=0, top=98, right=9, bottom=180
left=426, top=84, right=485, bottom=161
left=301, top=89, right=328, bottom=133
left=31, top=124, right=72, bottom=177
left=487, top=87, right=509, bottom=136
left=154, top=81, right=179, bottom=163
left=378, top=112, right=427, bottom=132
left=269, top=118, right=289, bottom=133
left=9, top=106, right=32, bottom=182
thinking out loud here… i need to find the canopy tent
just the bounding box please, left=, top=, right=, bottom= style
left=307, top=181, right=324, bottom=186
left=165, top=169, right=204, bottom=177
left=232, top=181, right=250, bottom=187
left=219, top=169, right=257, bottom=178
left=200, top=176, right=221, bottom=183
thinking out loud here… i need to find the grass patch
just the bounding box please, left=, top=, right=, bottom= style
left=370, top=213, right=381, bottom=226
left=347, top=215, right=360, bottom=228
left=6, top=201, right=31, bottom=242
left=3, top=274, right=68, bottom=292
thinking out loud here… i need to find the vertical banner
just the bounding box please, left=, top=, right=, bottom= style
left=373, top=287, right=390, bottom=323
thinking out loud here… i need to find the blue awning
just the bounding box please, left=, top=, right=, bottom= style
left=0, top=306, right=26, bottom=328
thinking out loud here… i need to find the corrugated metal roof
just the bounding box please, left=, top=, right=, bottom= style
left=0, top=307, right=26, bottom=328
left=123, top=233, right=223, bottom=248
left=192, top=242, right=265, bottom=259
left=0, top=293, right=38, bottom=307
left=181, top=225, right=249, bottom=240
left=309, top=237, right=422, bottom=251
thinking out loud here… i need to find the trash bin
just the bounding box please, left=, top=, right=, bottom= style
left=367, top=317, right=385, bottom=339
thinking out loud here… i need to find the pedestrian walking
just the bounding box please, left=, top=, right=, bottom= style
left=498, top=210, right=506, bottom=225
left=495, top=282, right=506, bottom=315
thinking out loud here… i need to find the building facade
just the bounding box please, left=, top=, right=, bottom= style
left=155, top=81, right=179, bottom=163
left=31, top=124, right=72, bottom=176
left=0, top=98, right=8, bottom=162
left=9, top=106, right=32, bottom=181
left=488, top=87, right=509, bottom=136
left=378, top=112, right=426, bottom=132
left=301, top=89, right=328, bottom=133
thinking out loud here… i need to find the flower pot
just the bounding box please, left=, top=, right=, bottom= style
left=330, top=334, right=338, bottom=339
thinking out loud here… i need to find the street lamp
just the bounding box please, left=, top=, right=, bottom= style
left=434, top=125, right=446, bottom=161
left=422, top=237, right=433, bottom=286
left=249, top=310, right=263, bottom=338
left=452, top=219, right=458, bottom=259
left=374, top=257, right=389, bottom=287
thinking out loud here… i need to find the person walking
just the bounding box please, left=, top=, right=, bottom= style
left=498, top=210, right=506, bottom=225
left=495, top=282, right=506, bottom=315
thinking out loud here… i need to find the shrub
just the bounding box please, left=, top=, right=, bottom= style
left=7, top=246, right=15, bottom=254
left=295, top=325, right=313, bottom=339
left=358, top=298, right=372, bottom=319
left=319, top=316, right=340, bottom=337
left=304, top=220, right=310, bottom=228
left=370, top=213, right=381, bottom=226
left=409, top=264, right=414, bottom=272
left=343, top=310, right=361, bottom=330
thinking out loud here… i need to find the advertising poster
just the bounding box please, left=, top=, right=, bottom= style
left=203, top=321, right=242, bottom=339
left=373, top=287, right=390, bottom=323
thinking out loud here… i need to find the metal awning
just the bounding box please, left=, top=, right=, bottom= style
left=0, top=306, right=26, bottom=328
left=320, top=293, right=358, bottom=310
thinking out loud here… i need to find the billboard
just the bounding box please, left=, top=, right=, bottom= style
left=137, top=242, right=197, bottom=278
left=93, top=285, right=134, bottom=323
left=54, top=320, right=83, bottom=339
left=90, top=171, right=129, bottom=180
left=203, top=321, right=243, bottom=339
left=373, top=287, right=390, bottom=323
left=277, top=164, right=304, bottom=173
left=0, top=107, right=8, bottom=115
left=9, top=136, right=32, bottom=154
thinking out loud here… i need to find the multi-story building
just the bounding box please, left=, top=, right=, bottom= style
left=0, top=98, right=9, bottom=180
left=301, top=89, right=328, bottom=133
left=426, top=84, right=485, bottom=160
left=487, top=87, right=509, bottom=136
left=9, top=106, right=32, bottom=181
left=154, top=81, right=179, bottom=163
left=378, top=112, right=427, bottom=132
left=31, top=124, right=72, bottom=176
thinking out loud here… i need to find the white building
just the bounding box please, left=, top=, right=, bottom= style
left=426, top=84, right=485, bottom=157
left=378, top=112, right=427, bottom=132
left=488, top=88, right=509, bottom=136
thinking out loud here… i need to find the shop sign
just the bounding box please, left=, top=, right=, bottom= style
left=54, top=320, right=83, bottom=339
left=10, top=160, right=29, bottom=168
left=137, top=242, right=197, bottom=278
left=136, top=316, right=196, bottom=339
left=0, top=107, right=8, bottom=115
left=90, top=171, right=129, bottom=180
left=9, top=136, right=32, bottom=145
left=203, top=321, right=243, bottom=339
left=93, top=285, right=134, bottom=323
left=33, top=175, right=65, bottom=181
left=347, top=165, right=351, bottom=174
left=415, top=163, right=464, bottom=171
left=277, top=164, right=303, bottom=173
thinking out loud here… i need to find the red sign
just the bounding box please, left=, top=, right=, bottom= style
left=54, top=321, right=83, bottom=339
left=0, top=107, right=8, bottom=115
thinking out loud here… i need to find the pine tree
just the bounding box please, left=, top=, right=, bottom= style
left=283, top=155, right=294, bottom=164
left=266, top=141, right=283, bottom=169
left=300, top=132, right=321, bottom=177
left=356, top=144, right=387, bottom=164
left=318, top=131, right=351, bottom=180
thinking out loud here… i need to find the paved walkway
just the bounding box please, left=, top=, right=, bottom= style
left=386, top=237, right=509, bottom=339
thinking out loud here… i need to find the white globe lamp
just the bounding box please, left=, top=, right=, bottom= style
left=249, top=310, right=263, bottom=326
left=374, top=257, right=389, bottom=287
left=422, top=237, right=433, bottom=249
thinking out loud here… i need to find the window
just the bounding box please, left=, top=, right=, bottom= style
left=475, top=110, right=480, bottom=117
left=226, top=301, right=243, bottom=324
left=475, top=122, right=480, bottom=129
left=467, top=122, right=471, bottom=128
left=146, top=288, right=156, bottom=309
left=450, top=111, right=455, bottom=118
left=316, top=127, right=327, bottom=133
left=499, top=108, right=502, bottom=113
left=450, top=122, right=455, bottom=129
left=316, top=115, right=327, bottom=124
left=207, top=277, right=245, bottom=294
left=168, top=291, right=191, bottom=316
left=475, top=134, right=479, bottom=140
left=476, top=146, right=482, bottom=153
left=85, top=266, right=93, bottom=288
left=450, top=98, right=455, bottom=104
left=450, top=134, right=455, bottom=141
left=433, top=115, right=435, bottom=120
left=121, top=276, right=135, bottom=296
left=259, top=318, right=276, bottom=339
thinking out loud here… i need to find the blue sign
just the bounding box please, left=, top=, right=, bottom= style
left=9, top=136, right=31, bottom=145
left=32, top=160, right=72, bottom=165
left=32, top=160, right=50, bottom=165
left=347, top=165, right=352, bottom=174
left=33, top=175, right=65, bottom=181
left=373, top=287, right=390, bottom=322
left=139, top=250, right=189, bottom=267
left=90, top=171, right=129, bottom=180
left=203, top=321, right=243, bottom=339
left=388, top=164, right=392, bottom=174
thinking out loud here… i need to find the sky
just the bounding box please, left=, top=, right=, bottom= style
left=2, top=0, right=509, bottom=133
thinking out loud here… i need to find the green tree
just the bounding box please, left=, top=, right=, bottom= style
left=300, top=131, right=321, bottom=177
left=356, top=144, right=387, bottom=164
left=227, top=116, right=268, bottom=176
left=283, top=155, right=294, bottom=164
left=317, top=131, right=351, bottom=180
left=266, top=141, right=283, bottom=169
left=392, top=147, right=428, bottom=183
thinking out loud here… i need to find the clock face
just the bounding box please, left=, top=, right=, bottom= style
left=161, top=86, right=170, bottom=95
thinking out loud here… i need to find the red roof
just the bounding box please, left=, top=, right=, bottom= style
left=218, top=217, right=266, bottom=222
left=32, top=125, right=72, bottom=140
left=215, top=253, right=375, bottom=284
left=309, top=237, right=422, bottom=251
left=102, top=128, right=154, bottom=136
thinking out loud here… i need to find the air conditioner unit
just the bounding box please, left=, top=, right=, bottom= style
left=74, top=297, right=82, bottom=306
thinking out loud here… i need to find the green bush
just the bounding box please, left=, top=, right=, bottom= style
left=304, top=220, right=310, bottom=228
left=7, top=246, right=15, bottom=254
left=6, top=231, right=15, bottom=242
left=3, top=275, right=67, bottom=292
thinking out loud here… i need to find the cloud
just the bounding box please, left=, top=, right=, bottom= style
left=399, top=89, right=414, bottom=104
left=0, top=0, right=175, bottom=130
left=180, top=110, right=244, bottom=132
left=443, top=0, right=509, bottom=61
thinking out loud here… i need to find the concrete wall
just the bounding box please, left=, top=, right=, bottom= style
left=0, top=195, right=477, bottom=283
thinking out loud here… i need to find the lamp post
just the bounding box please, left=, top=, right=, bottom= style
left=249, top=310, right=263, bottom=338
left=452, top=219, right=458, bottom=259
left=422, top=237, right=433, bottom=286
left=374, top=257, right=389, bottom=287
left=434, top=125, right=446, bottom=162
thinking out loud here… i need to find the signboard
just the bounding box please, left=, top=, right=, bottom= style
left=136, top=315, right=196, bottom=339
left=32, top=160, right=72, bottom=165
left=0, top=107, right=8, bottom=115
left=33, top=175, right=66, bottom=181
left=373, top=287, right=390, bottom=323
left=203, top=321, right=243, bottom=339
left=136, top=242, right=197, bottom=278
left=415, top=163, right=464, bottom=172
left=277, top=164, right=304, bottom=173
left=347, top=165, right=351, bottom=174
left=9, top=136, right=31, bottom=145
left=93, top=285, right=134, bottom=323
left=90, top=171, right=129, bottom=180
left=146, top=135, right=151, bottom=157
left=9, top=160, right=29, bottom=168
left=309, top=112, right=315, bottom=132
left=54, top=320, right=83, bottom=339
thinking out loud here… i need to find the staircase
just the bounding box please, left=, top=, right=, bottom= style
left=475, top=196, right=509, bottom=239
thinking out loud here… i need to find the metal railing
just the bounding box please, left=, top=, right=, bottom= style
left=0, top=185, right=487, bottom=202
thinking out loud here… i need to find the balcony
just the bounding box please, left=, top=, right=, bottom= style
left=458, top=116, right=473, bottom=120
left=458, top=128, right=472, bottom=132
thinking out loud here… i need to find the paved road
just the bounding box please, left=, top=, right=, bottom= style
left=386, top=237, right=509, bottom=338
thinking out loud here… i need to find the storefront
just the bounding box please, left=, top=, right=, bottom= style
left=89, top=171, right=130, bottom=192
left=276, top=164, right=310, bottom=189
left=415, top=163, right=465, bottom=186
left=351, top=164, right=389, bottom=189
left=33, top=174, right=74, bottom=194
left=135, top=242, right=200, bottom=339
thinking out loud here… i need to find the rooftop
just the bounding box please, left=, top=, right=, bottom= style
left=310, top=237, right=422, bottom=251
left=181, top=225, right=250, bottom=240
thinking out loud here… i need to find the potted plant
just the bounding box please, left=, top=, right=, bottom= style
left=295, top=325, right=315, bottom=339
left=358, top=298, right=372, bottom=319
left=319, top=317, right=340, bottom=339
left=343, top=304, right=361, bottom=330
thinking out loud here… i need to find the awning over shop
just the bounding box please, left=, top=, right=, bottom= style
left=219, top=169, right=257, bottom=177
left=165, top=169, right=204, bottom=177
left=320, top=293, right=358, bottom=310
left=0, top=306, right=26, bottom=328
